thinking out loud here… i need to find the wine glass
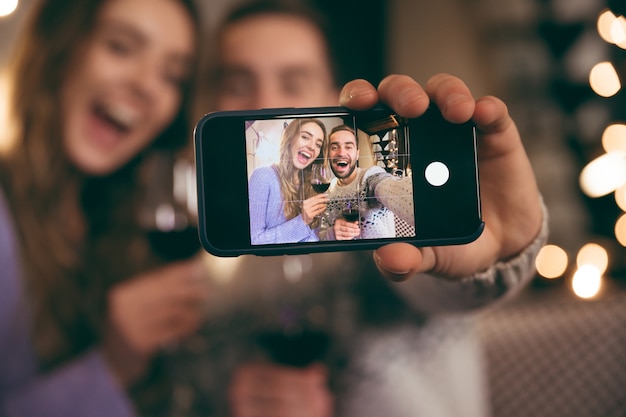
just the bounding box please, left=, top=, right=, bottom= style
left=310, top=161, right=331, bottom=194
left=310, top=161, right=331, bottom=224
left=341, top=200, right=360, bottom=223
left=341, top=200, right=360, bottom=240
left=138, top=151, right=201, bottom=261
left=255, top=305, right=331, bottom=368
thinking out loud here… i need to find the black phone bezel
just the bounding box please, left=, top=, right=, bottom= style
left=194, top=105, right=483, bottom=257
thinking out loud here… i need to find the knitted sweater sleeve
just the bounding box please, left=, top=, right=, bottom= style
left=390, top=199, right=549, bottom=314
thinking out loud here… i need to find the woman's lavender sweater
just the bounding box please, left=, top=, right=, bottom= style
left=0, top=189, right=135, bottom=417
left=248, top=165, right=318, bottom=244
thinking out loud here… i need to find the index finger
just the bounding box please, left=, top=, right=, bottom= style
left=424, top=73, right=475, bottom=123
left=339, top=75, right=430, bottom=118
left=378, top=75, right=430, bottom=117
left=338, top=79, right=379, bottom=111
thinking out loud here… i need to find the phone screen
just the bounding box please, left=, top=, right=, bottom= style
left=195, top=106, right=483, bottom=256
left=245, top=112, right=416, bottom=246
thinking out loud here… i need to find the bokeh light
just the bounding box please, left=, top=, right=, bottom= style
left=615, top=214, right=626, bottom=247
left=201, top=252, right=240, bottom=285
left=579, top=152, right=626, bottom=197
left=0, top=72, right=15, bottom=154
left=0, top=0, right=18, bottom=17
left=615, top=184, right=626, bottom=211
left=576, top=243, right=609, bottom=274
left=602, top=123, right=626, bottom=154
left=611, top=16, right=626, bottom=44
left=598, top=9, right=617, bottom=43
left=614, top=16, right=626, bottom=49
left=589, top=61, right=621, bottom=97
left=571, top=264, right=602, bottom=299
left=536, top=244, right=569, bottom=279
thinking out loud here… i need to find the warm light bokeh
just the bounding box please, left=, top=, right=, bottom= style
left=602, top=123, right=626, bottom=154
left=0, top=72, right=15, bottom=154
left=615, top=184, right=626, bottom=211
left=571, top=264, right=602, bottom=299
left=579, top=152, right=626, bottom=197
left=576, top=243, right=609, bottom=274
left=615, top=213, right=626, bottom=247
left=536, top=244, right=568, bottom=279
left=598, top=9, right=617, bottom=43
left=611, top=16, right=626, bottom=44
left=0, top=0, right=18, bottom=17
left=589, top=61, right=621, bottom=97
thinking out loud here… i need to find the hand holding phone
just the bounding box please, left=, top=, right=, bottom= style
left=338, top=74, right=544, bottom=282
left=194, top=104, right=483, bottom=257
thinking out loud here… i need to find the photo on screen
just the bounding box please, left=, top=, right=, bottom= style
left=246, top=111, right=415, bottom=245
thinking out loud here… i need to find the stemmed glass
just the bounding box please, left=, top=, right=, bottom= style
left=310, top=161, right=331, bottom=194
left=310, top=161, right=331, bottom=225
left=138, top=151, right=201, bottom=261
left=341, top=200, right=360, bottom=240
left=342, top=200, right=360, bottom=223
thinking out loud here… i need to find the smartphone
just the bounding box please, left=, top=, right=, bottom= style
left=194, top=105, right=483, bottom=257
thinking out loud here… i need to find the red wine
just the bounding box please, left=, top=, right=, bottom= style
left=312, top=182, right=330, bottom=193
left=256, top=330, right=330, bottom=367
left=147, top=227, right=201, bottom=261
left=342, top=210, right=359, bottom=222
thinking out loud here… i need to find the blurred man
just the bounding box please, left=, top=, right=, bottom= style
left=182, top=1, right=547, bottom=416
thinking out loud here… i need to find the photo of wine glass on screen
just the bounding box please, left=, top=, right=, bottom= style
left=310, top=161, right=331, bottom=194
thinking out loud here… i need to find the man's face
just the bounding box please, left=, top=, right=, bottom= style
left=215, top=14, right=338, bottom=110
left=328, top=129, right=359, bottom=180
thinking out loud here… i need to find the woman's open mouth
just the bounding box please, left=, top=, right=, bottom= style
left=86, top=100, right=141, bottom=149
left=93, top=101, right=138, bottom=133
left=297, top=149, right=313, bottom=165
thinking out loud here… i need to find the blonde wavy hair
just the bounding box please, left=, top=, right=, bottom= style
left=274, top=118, right=328, bottom=228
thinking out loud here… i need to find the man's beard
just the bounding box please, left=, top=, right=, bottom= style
left=331, top=158, right=358, bottom=179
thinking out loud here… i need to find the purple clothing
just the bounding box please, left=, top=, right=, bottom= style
left=248, top=166, right=318, bottom=244
left=0, top=189, right=135, bottom=417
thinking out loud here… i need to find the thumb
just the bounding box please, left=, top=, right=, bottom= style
left=373, top=243, right=435, bottom=282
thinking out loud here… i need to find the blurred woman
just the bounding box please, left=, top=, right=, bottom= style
left=248, top=118, right=329, bottom=244
left=0, top=1, right=210, bottom=416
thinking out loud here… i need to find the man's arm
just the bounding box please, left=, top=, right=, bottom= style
left=366, top=169, right=414, bottom=228
left=387, top=200, right=548, bottom=314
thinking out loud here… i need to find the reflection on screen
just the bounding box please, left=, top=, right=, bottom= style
left=246, top=111, right=415, bottom=245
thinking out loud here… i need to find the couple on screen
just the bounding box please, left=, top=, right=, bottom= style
left=248, top=118, right=414, bottom=244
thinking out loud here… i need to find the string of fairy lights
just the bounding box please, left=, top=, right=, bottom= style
left=535, top=8, right=626, bottom=299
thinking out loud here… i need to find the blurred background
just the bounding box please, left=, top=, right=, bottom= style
left=4, top=0, right=626, bottom=298
left=2, top=0, right=626, bottom=415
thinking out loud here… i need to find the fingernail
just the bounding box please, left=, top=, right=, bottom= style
left=342, top=87, right=369, bottom=102
left=373, top=251, right=410, bottom=275
left=398, top=88, right=426, bottom=111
